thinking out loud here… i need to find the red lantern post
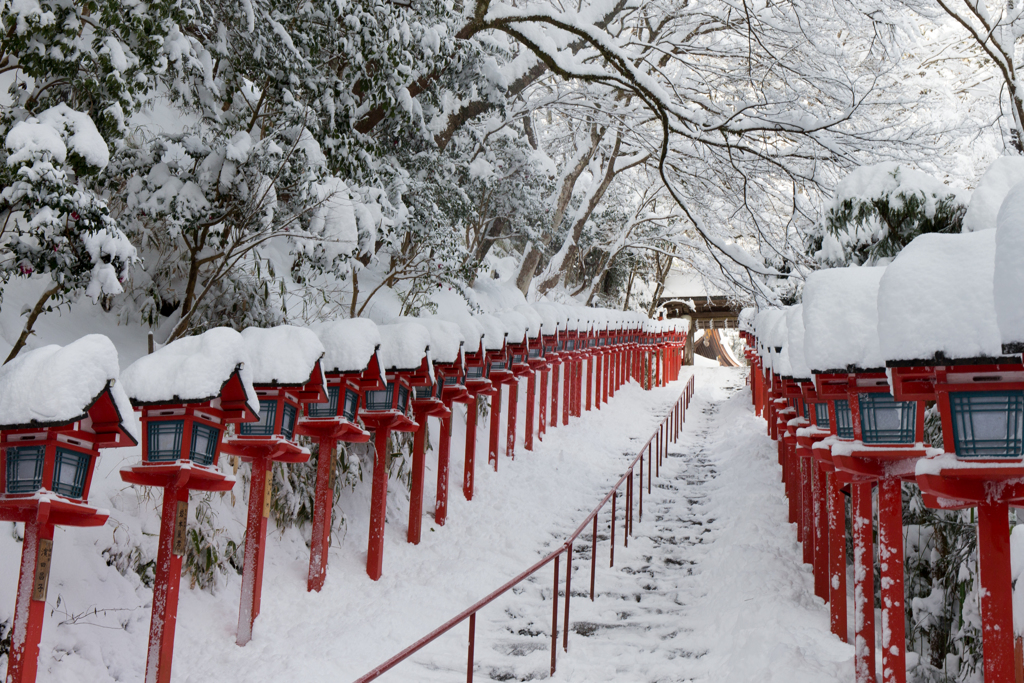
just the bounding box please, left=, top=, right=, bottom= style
left=118, top=328, right=259, bottom=683
left=0, top=336, right=138, bottom=683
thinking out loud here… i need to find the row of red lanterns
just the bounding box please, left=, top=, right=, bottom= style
left=0, top=315, right=686, bottom=683
left=740, top=220, right=1024, bottom=683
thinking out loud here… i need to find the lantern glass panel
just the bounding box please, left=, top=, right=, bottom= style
left=53, top=447, right=89, bottom=499
left=949, top=391, right=1024, bottom=458
left=490, top=360, right=506, bottom=372
left=512, top=354, right=524, bottom=364
left=398, top=385, right=409, bottom=413
left=443, top=374, right=462, bottom=385
left=241, top=399, right=278, bottom=436
left=834, top=400, right=854, bottom=439
left=466, top=365, right=484, bottom=379
left=528, top=348, right=541, bottom=358
left=859, top=393, right=916, bottom=444
left=190, top=423, right=220, bottom=466
left=557, top=341, right=564, bottom=351
left=148, top=420, right=184, bottom=462
left=803, top=403, right=810, bottom=420
left=815, top=403, right=831, bottom=429
left=364, top=385, right=394, bottom=411
left=589, top=339, right=596, bottom=347
left=281, top=403, right=297, bottom=440
left=308, top=386, right=339, bottom=418
left=342, top=389, right=359, bottom=421
left=414, top=385, right=434, bottom=400
left=566, top=340, right=575, bottom=351
left=5, top=445, right=45, bottom=493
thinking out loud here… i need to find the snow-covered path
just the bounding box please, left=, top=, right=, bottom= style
left=403, top=366, right=855, bottom=682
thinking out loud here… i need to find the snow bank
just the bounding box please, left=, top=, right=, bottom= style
left=995, top=180, right=1024, bottom=351
left=313, top=318, right=380, bottom=373
left=963, top=156, right=1024, bottom=233
left=121, top=328, right=259, bottom=413
left=878, top=230, right=1000, bottom=362
left=376, top=322, right=431, bottom=371
left=0, top=335, right=138, bottom=441
left=239, top=326, right=325, bottom=385
left=803, top=267, right=885, bottom=371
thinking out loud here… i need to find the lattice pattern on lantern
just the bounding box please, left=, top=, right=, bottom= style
left=308, top=386, right=339, bottom=418
left=489, top=360, right=506, bottom=372
left=364, top=383, right=409, bottom=413
left=802, top=403, right=810, bottom=420
left=949, top=391, right=1024, bottom=458
left=242, top=399, right=278, bottom=436
left=6, top=445, right=45, bottom=493
left=342, top=388, right=359, bottom=421
left=859, top=392, right=916, bottom=444
left=834, top=399, right=854, bottom=439
left=53, top=448, right=90, bottom=498
left=148, top=421, right=185, bottom=462
left=189, top=424, right=220, bottom=466
left=281, top=403, right=297, bottom=439
left=466, top=365, right=485, bottom=379
left=815, top=402, right=831, bottom=429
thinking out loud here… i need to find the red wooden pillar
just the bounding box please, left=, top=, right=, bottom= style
left=656, top=348, right=662, bottom=387
left=525, top=371, right=536, bottom=450
left=565, top=360, right=573, bottom=423
left=608, top=353, right=616, bottom=398
left=148, top=485, right=189, bottom=683
left=878, top=477, right=906, bottom=683
left=594, top=355, right=602, bottom=409
left=813, top=463, right=828, bottom=601
left=464, top=400, right=478, bottom=500
left=978, top=500, right=1015, bottom=683
left=801, top=454, right=813, bottom=565
left=435, top=412, right=452, bottom=525
left=6, top=520, right=55, bottom=683
left=489, top=385, right=502, bottom=470
left=308, top=438, right=337, bottom=592
left=238, top=458, right=272, bottom=644
left=538, top=369, right=548, bottom=440
left=827, top=471, right=848, bottom=641
left=551, top=363, right=560, bottom=427
left=506, top=379, right=518, bottom=459
left=852, top=481, right=875, bottom=683
left=408, top=417, right=429, bottom=544
left=586, top=356, right=593, bottom=411
left=367, top=427, right=391, bottom=581
left=572, top=360, right=581, bottom=417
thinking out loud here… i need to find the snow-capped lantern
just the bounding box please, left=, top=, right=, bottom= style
left=478, top=314, right=512, bottom=471
left=362, top=322, right=431, bottom=581
left=885, top=224, right=1024, bottom=683
left=497, top=310, right=533, bottom=461
left=532, top=303, right=561, bottom=439
left=516, top=305, right=546, bottom=450
left=118, top=327, right=259, bottom=683
left=0, top=336, right=138, bottom=683
left=301, top=318, right=382, bottom=592
left=403, top=318, right=463, bottom=543
left=219, top=326, right=326, bottom=646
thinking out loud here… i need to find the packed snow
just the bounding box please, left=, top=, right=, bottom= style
left=802, top=267, right=886, bottom=371
left=313, top=318, right=382, bottom=373
left=994, top=180, right=1024, bottom=350
left=376, top=321, right=432, bottom=371
left=962, top=156, right=1024, bottom=233
left=239, top=325, right=326, bottom=385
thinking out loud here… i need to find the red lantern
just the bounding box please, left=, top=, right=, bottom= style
left=0, top=336, right=137, bottom=683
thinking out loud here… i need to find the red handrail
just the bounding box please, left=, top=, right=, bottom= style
left=355, top=374, right=696, bottom=682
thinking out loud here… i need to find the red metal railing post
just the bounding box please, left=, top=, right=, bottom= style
left=610, top=490, right=616, bottom=568
left=563, top=543, right=572, bottom=652
left=639, top=456, right=643, bottom=522
left=624, top=474, right=630, bottom=546
left=648, top=444, right=652, bottom=493
left=551, top=554, right=560, bottom=676
left=590, top=515, right=598, bottom=600
left=467, top=612, right=476, bottom=683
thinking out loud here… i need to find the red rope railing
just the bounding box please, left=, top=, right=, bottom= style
left=355, top=374, right=696, bottom=682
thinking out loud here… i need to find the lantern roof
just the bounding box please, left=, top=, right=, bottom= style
left=879, top=229, right=1002, bottom=365
left=377, top=321, right=432, bottom=372
left=240, top=325, right=326, bottom=386
left=0, top=334, right=139, bottom=441
left=995, top=181, right=1024, bottom=353
left=314, top=318, right=380, bottom=374
left=496, top=310, right=529, bottom=345
left=785, top=305, right=812, bottom=381
left=803, top=266, right=886, bottom=373
left=122, top=327, right=259, bottom=415
left=514, top=305, right=543, bottom=339
left=405, top=317, right=463, bottom=365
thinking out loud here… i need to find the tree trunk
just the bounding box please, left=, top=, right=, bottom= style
left=5, top=282, right=60, bottom=363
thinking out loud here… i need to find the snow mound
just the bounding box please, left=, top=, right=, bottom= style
left=313, top=318, right=380, bottom=373
left=514, top=305, right=543, bottom=339
left=803, top=266, right=885, bottom=371
left=377, top=322, right=431, bottom=371
left=879, top=230, right=1000, bottom=362
left=239, top=326, right=325, bottom=385
left=785, top=306, right=812, bottom=380
left=995, top=181, right=1024, bottom=351
left=497, top=310, right=529, bottom=344
left=0, top=335, right=138, bottom=440
left=397, top=317, right=463, bottom=365
left=531, top=303, right=562, bottom=335
left=121, top=328, right=258, bottom=413
left=963, top=156, right=1024, bottom=233
left=476, top=313, right=507, bottom=351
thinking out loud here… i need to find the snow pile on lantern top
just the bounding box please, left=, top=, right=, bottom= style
left=878, top=230, right=1000, bottom=362
left=803, top=266, right=885, bottom=371
left=496, top=310, right=529, bottom=345
left=0, top=335, right=139, bottom=440
left=476, top=313, right=507, bottom=351
left=963, top=156, right=1024, bottom=233
left=768, top=312, right=789, bottom=375
left=377, top=322, right=431, bottom=371
left=757, top=309, right=785, bottom=370
left=313, top=318, right=380, bottom=373
left=514, top=305, right=543, bottom=339
left=121, top=327, right=259, bottom=413
left=995, top=180, right=1024, bottom=350
left=531, top=303, right=562, bottom=335
left=397, top=317, right=463, bottom=365
left=239, top=326, right=326, bottom=385
left=785, top=306, right=812, bottom=380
